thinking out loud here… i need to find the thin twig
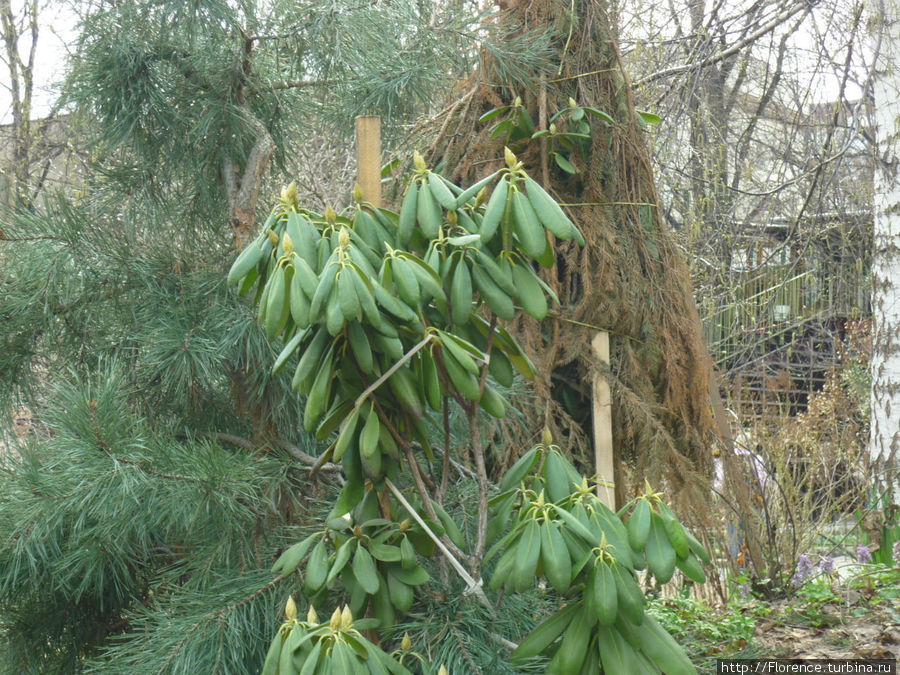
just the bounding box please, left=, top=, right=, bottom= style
left=203, top=432, right=254, bottom=451
left=403, top=438, right=437, bottom=492
left=263, top=78, right=348, bottom=92
left=400, top=432, right=460, bottom=558
left=420, top=441, right=479, bottom=481
left=437, top=402, right=451, bottom=503
left=385, top=478, right=490, bottom=606
left=468, top=402, right=491, bottom=580
left=538, top=85, right=549, bottom=187
left=0, top=232, right=67, bottom=242
left=632, top=1, right=808, bottom=88
left=542, top=67, right=617, bottom=83
left=355, top=334, right=434, bottom=408
left=274, top=439, right=343, bottom=475
left=195, top=432, right=342, bottom=474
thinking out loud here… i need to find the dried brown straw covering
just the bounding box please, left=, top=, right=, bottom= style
left=420, top=0, right=717, bottom=503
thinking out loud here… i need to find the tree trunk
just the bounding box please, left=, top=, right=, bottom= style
left=0, top=0, right=38, bottom=208
left=871, top=0, right=900, bottom=486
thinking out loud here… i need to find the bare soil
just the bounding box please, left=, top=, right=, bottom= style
left=752, top=600, right=900, bottom=660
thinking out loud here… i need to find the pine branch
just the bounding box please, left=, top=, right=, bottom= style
left=264, top=77, right=350, bottom=91
left=274, top=438, right=343, bottom=473
left=162, top=574, right=287, bottom=671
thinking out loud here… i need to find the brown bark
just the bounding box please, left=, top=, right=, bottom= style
left=224, top=117, right=275, bottom=250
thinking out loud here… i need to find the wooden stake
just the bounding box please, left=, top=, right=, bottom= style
left=355, top=116, right=381, bottom=207
left=592, top=331, right=615, bottom=509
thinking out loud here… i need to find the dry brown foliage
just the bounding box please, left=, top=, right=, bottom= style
left=415, top=0, right=718, bottom=504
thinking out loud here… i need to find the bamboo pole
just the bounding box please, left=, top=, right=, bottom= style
left=356, top=116, right=382, bottom=207
left=591, top=331, right=615, bottom=509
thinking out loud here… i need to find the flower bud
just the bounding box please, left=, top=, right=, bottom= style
left=282, top=232, right=294, bottom=255
left=549, top=123, right=557, bottom=135
left=514, top=96, right=522, bottom=108
left=504, top=146, right=517, bottom=169
left=285, top=595, right=297, bottom=621
left=325, top=205, right=337, bottom=224
left=401, top=633, right=412, bottom=651
left=413, top=151, right=426, bottom=171
left=353, top=183, right=364, bottom=203
left=330, top=607, right=342, bottom=631
left=399, top=518, right=411, bottom=532
left=474, top=186, right=487, bottom=209
left=340, top=605, right=353, bottom=628
left=438, top=665, right=449, bottom=675
left=307, top=605, right=318, bottom=624
left=339, top=227, right=351, bottom=249
left=267, top=230, right=279, bottom=247
left=568, top=97, right=578, bottom=109
left=541, top=427, right=553, bottom=445
left=447, top=210, right=457, bottom=225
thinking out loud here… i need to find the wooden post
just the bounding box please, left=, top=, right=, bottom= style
left=356, top=116, right=382, bottom=207
left=592, top=331, right=615, bottom=509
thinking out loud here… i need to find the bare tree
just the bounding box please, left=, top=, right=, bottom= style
left=613, top=0, right=875, bottom=585
left=0, top=0, right=39, bottom=208
left=621, top=0, right=872, bottom=385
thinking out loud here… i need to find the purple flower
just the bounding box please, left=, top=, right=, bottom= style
left=856, top=544, right=872, bottom=564
left=739, top=583, right=750, bottom=598
left=819, top=556, right=834, bottom=575
left=893, top=541, right=900, bottom=565
left=792, top=554, right=813, bottom=586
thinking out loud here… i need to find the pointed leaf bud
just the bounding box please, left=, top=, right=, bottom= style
left=568, top=97, right=578, bottom=109
left=307, top=605, right=319, bottom=624
left=267, top=230, right=279, bottom=247
left=504, top=146, right=517, bottom=169
left=542, top=427, right=553, bottom=445
left=353, top=183, right=364, bottom=203
left=325, top=205, right=337, bottom=224
left=330, top=607, right=342, bottom=631
left=514, top=95, right=522, bottom=108
left=282, top=232, right=294, bottom=255
left=413, top=151, right=426, bottom=171
left=401, top=633, right=412, bottom=651
left=399, top=518, right=411, bottom=532
left=447, top=210, right=457, bottom=225
left=285, top=595, right=297, bottom=621
left=339, top=226, right=351, bottom=249
left=474, top=186, right=487, bottom=209
left=340, top=605, right=353, bottom=628
left=549, top=122, right=557, bottom=135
